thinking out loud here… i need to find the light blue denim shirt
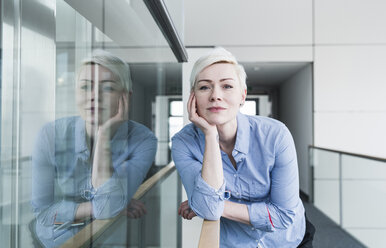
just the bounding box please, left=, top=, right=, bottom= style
left=31, top=116, right=157, bottom=247
left=172, top=113, right=305, bottom=248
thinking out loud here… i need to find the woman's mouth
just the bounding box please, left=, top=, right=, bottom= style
left=86, top=107, right=104, bottom=112
left=207, top=107, right=226, bottom=113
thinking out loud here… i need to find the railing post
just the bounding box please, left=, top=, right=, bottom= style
left=339, top=153, right=343, bottom=227
left=309, top=146, right=314, bottom=203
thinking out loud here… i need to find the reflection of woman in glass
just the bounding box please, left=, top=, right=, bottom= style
left=172, top=48, right=310, bottom=247
left=31, top=51, right=157, bottom=247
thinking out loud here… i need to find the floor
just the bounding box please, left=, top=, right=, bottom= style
left=303, top=201, right=367, bottom=248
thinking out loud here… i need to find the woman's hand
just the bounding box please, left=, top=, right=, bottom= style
left=188, top=92, right=217, bottom=136
left=125, top=199, right=147, bottom=219
left=98, top=92, right=129, bottom=137
left=178, top=200, right=197, bottom=220
left=92, top=92, right=129, bottom=188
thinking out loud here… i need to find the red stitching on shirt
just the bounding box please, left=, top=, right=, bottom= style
left=266, top=205, right=275, bottom=228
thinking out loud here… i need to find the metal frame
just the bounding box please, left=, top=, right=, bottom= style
left=144, top=0, right=188, bottom=62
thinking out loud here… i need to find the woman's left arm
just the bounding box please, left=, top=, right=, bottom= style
left=247, top=125, right=302, bottom=232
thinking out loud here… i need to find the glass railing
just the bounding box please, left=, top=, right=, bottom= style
left=1, top=0, right=185, bottom=247
left=61, top=162, right=180, bottom=247
left=310, top=146, right=386, bottom=248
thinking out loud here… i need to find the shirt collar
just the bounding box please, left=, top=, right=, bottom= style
left=110, top=121, right=129, bottom=154
left=234, top=112, right=250, bottom=155
left=75, top=117, right=88, bottom=153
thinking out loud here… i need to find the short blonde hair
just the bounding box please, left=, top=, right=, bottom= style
left=190, top=47, right=247, bottom=92
left=78, top=49, right=132, bottom=92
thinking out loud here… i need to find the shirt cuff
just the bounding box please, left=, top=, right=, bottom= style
left=194, top=174, right=226, bottom=198
left=247, top=202, right=275, bottom=232
left=189, top=175, right=226, bottom=220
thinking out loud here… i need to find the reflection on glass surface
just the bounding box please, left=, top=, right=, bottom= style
left=1, top=0, right=184, bottom=246
left=91, top=170, right=179, bottom=247
left=31, top=51, right=157, bottom=247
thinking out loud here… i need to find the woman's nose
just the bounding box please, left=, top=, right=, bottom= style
left=90, top=87, right=102, bottom=102
left=210, top=87, right=222, bottom=102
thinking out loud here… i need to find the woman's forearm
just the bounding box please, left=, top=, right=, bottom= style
left=74, top=202, right=93, bottom=222
left=201, top=131, right=224, bottom=190
left=223, top=201, right=251, bottom=225
left=92, top=131, right=113, bottom=188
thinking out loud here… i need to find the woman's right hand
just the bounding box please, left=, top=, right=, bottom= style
left=178, top=200, right=197, bottom=220
left=188, top=92, right=217, bottom=136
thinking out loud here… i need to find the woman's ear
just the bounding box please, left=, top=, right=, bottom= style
left=240, top=89, right=247, bottom=106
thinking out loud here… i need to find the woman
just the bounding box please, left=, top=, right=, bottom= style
left=31, top=50, right=157, bottom=247
left=172, top=48, right=308, bottom=247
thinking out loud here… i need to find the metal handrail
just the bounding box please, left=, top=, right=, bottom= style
left=309, top=145, right=386, bottom=163
left=144, top=0, right=188, bottom=62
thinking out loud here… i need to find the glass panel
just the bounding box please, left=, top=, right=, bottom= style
left=312, top=149, right=340, bottom=225
left=312, top=147, right=386, bottom=247
left=341, top=155, right=386, bottom=247
left=1, top=0, right=183, bottom=247
left=90, top=169, right=179, bottom=247
left=313, top=149, right=339, bottom=179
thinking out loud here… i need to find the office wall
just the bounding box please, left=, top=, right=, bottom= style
left=185, top=0, right=313, bottom=62
left=279, top=65, right=313, bottom=195
left=314, top=0, right=386, bottom=158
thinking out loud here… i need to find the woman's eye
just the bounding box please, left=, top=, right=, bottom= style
left=80, top=85, right=92, bottom=91
left=224, top=84, right=233, bottom=89
left=102, top=86, right=115, bottom=92
left=199, top=85, right=209, bottom=90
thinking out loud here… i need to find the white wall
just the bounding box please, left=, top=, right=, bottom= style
left=185, top=0, right=312, bottom=46
left=279, top=64, right=313, bottom=195
left=185, top=0, right=313, bottom=63
left=313, top=0, right=386, bottom=158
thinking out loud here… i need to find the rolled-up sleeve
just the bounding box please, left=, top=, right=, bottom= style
left=249, top=125, right=301, bottom=231
left=172, top=133, right=225, bottom=220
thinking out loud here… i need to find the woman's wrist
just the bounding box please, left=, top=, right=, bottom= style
left=204, top=128, right=218, bottom=139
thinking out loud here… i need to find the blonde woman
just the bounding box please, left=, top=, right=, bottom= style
left=172, top=48, right=312, bottom=247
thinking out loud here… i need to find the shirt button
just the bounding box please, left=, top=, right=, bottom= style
left=255, top=239, right=259, bottom=242
left=238, top=199, right=241, bottom=202
left=251, top=227, right=255, bottom=230
left=233, top=174, right=237, bottom=177
left=236, top=192, right=239, bottom=195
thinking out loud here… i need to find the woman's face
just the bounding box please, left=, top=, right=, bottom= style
left=194, top=63, right=246, bottom=126
left=76, top=64, right=125, bottom=127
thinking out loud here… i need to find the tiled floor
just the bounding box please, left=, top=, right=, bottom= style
left=303, top=201, right=366, bottom=248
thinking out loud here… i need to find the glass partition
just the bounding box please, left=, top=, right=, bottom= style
left=91, top=169, right=180, bottom=247
left=0, top=0, right=184, bottom=247
left=311, top=147, right=386, bottom=248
